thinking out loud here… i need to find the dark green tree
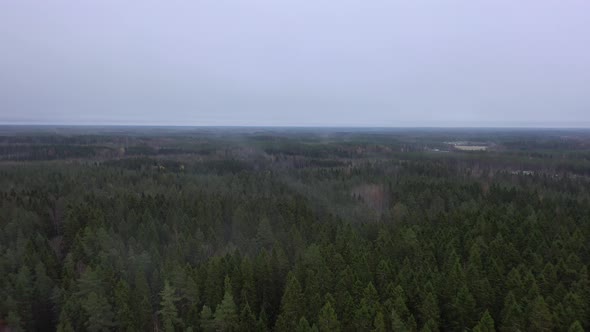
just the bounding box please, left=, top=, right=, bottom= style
left=275, top=273, right=304, bottom=331
left=238, top=303, right=258, bottom=332
left=317, top=301, right=340, bottom=332
left=214, top=276, right=239, bottom=331
left=159, top=280, right=181, bottom=332
left=528, top=296, right=553, bottom=332
left=81, top=292, right=116, bottom=332
left=200, top=305, right=215, bottom=332
left=473, top=310, right=495, bottom=332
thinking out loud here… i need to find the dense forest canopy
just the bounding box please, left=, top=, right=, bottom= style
left=0, top=126, right=589, bottom=331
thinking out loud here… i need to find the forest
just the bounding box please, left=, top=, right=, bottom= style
left=0, top=126, right=589, bottom=331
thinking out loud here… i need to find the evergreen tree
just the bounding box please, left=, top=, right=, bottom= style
left=318, top=301, right=340, bottom=332
left=421, top=319, right=438, bottom=332
left=450, top=285, right=477, bottom=329
left=420, top=292, right=440, bottom=329
left=114, top=278, right=135, bottom=330
left=528, top=296, right=553, bottom=332
left=159, top=280, right=181, bottom=332
left=473, top=310, right=495, bottom=332
left=275, top=273, right=304, bottom=331
left=295, top=317, right=318, bottom=332
left=391, top=309, right=408, bottom=331
left=500, top=291, right=524, bottom=332
left=373, top=311, right=386, bottom=332
left=568, top=321, right=584, bottom=332
left=82, top=292, right=116, bottom=332
left=133, top=270, right=153, bottom=331
left=238, top=303, right=258, bottom=332
left=200, top=305, right=215, bottom=332
left=256, top=217, right=275, bottom=249
left=214, top=276, right=239, bottom=331
left=354, top=282, right=380, bottom=330
left=258, top=308, right=269, bottom=332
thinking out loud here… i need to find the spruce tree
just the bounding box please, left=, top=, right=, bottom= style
left=238, top=303, right=258, bottom=332
left=82, top=292, right=116, bottom=332
left=200, top=305, right=215, bottom=332
left=373, top=311, right=386, bottom=332
left=159, top=280, right=181, bottom=332
left=528, top=296, right=553, bottom=332
left=473, top=310, right=495, bottom=332
left=420, top=292, right=440, bottom=328
left=114, top=278, right=135, bottom=330
left=318, top=301, right=340, bottom=332
left=275, top=273, right=304, bottom=331
left=391, top=309, right=408, bottom=331
left=214, top=276, right=239, bottom=331
left=568, top=321, right=584, bottom=332
left=500, top=291, right=524, bottom=332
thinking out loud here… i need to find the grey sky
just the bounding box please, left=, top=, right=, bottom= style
left=1, top=1, right=589, bottom=126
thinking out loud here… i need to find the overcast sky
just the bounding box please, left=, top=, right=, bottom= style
left=1, top=1, right=589, bottom=127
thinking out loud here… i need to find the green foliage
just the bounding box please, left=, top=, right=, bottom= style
left=473, top=310, right=495, bottom=332
left=214, top=276, right=239, bottom=331
left=295, top=317, right=318, bottom=332
left=373, top=311, right=386, bottom=332
left=419, top=292, right=439, bottom=329
left=275, top=273, right=305, bottom=331
left=81, top=292, right=116, bottom=332
left=200, top=305, right=215, bottom=332
left=1, top=129, right=590, bottom=331
left=568, top=321, right=584, bottom=332
left=238, top=303, right=258, bottom=332
left=528, top=296, right=553, bottom=332
left=159, top=280, right=181, bottom=332
left=317, top=301, right=340, bottom=332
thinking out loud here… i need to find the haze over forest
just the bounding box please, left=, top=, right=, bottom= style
left=1, top=1, right=590, bottom=127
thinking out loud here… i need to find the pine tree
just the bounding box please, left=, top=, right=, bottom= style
left=407, top=314, right=418, bottom=332
left=13, top=265, right=34, bottom=330
left=528, top=296, right=553, bottom=332
left=200, top=305, right=215, bottom=332
left=373, top=311, right=386, bottom=332
left=159, top=280, right=181, bottom=332
left=256, top=217, right=275, bottom=249
left=295, top=317, right=318, bottom=332
left=214, top=276, right=239, bottom=331
left=238, top=303, right=258, bottom=332
left=421, top=319, right=438, bottom=332
left=318, top=301, right=340, bottom=332
left=420, top=292, right=439, bottom=329
left=304, top=270, right=323, bottom=321
left=354, top=282, right=380, bottom=330
left=391, top=285, right=410, bottom=320
left=354, top=301, right=375, bottom=331
left=114, top=278, right=135, bottom=330
left=56, top=314, right=75, bottom=332
left=133, top=270, right=153, bottom=331
left=275, top=273, right=304, bottom=331
left=258, top=308, right=269, bottom=332
left=240, top=257, right=257, bottom=310
left=473, top=310, right=495, bottom=332
left=500, top=291, right=524, bottom=332
left=82, top=292, right=116, bottom=332
left=568, top=321, right=584, bottom=332
left=391, top=309, right=408, bottom=331
left=450, top=285, right=476, bottom=329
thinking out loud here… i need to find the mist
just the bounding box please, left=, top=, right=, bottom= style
left=1, top=1, right=589, bottom=127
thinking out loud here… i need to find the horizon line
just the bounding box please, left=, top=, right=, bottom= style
left=2, top=122, right=590, bottom=130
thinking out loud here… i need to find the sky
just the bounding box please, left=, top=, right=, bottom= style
left=0, top=1, right=589, bottom=127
